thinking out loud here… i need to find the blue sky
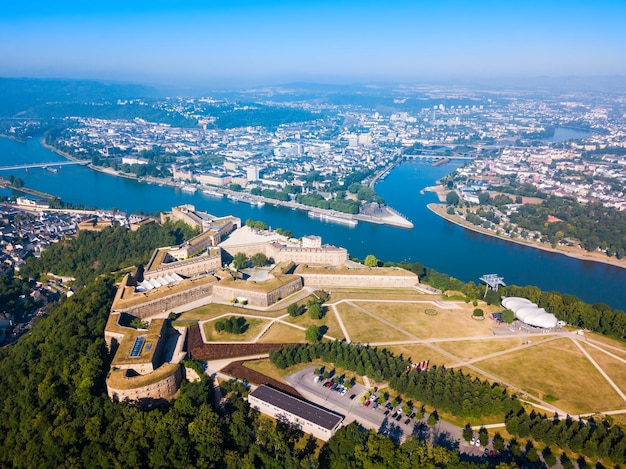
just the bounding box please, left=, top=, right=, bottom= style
left=1, top=1, right=625, bottom=86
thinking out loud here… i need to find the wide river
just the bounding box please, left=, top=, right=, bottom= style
left=2, top=136, right=625, bottom=311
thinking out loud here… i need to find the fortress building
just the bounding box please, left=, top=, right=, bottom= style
left=104, top=212, right=419, bottom=402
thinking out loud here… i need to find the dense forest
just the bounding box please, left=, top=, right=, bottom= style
left=0, top=273, right=34, bottom=322
left=270, top=342, right=521, bottom=420
left=19, top=220, right=198, bottom=285
left=509, top=196, right=626, bottom=256
left=212, top=105, right=320, bottom=130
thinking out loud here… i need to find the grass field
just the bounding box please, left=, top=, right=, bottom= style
left=258, top=322, right=307, bottom=343
left=384, top=344, right=458, bottom=367
left=360, top=301, right=495, bottom=339
left=437, top=337, right=546, bottom=362
left=328, top=289, right=427, bottom=302
left=580, top=343, right=626, bottom=397
left=202, top=318, right=268, bottom=342
left=282, top=309, right=345, bottom=341
left=336, top=302, right=414, bottom=343
left=477, top=338, right=625, bottom=414
left=173, top=285, right=626, bottom=419
left=244, top=358, right=310, bottom=379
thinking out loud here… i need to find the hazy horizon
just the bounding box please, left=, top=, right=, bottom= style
left=1, top=1, right=626, bottom=88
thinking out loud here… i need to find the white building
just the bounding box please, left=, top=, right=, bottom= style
left=248, top=385, right=343, bottom=441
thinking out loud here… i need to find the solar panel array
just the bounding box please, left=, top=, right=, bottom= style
left=129, top=336, right=146, bottom=358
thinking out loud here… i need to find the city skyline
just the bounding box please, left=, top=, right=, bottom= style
left=1, top=1, right=626, bottom=87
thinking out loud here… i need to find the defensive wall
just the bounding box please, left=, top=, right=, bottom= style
left=212, top=274, right=303, bottom=307
left=111, top=274, right=217, bottom=319
left=219, top=240, right=348, bottom=267
left=294, top=265, right=419, bottom=289
left=107, top=364, right=182, bottom=401
left=144, top=247, right=222, bottom=280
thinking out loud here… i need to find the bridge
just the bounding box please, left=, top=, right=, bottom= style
left=0, top=160, right=91, bottom=171
left=403, top=154, right=477, bottom=160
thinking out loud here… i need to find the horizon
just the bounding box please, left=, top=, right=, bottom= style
left=2, top=1, right=626, bottom=88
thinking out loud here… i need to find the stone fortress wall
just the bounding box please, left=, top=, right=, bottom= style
left=212, top=276, right=304, bottom=307
left=298, top=271, right=419, bottom=289
left=107, top=365, right=182, bottom=402
left=143, top=248, right=222, bottom=280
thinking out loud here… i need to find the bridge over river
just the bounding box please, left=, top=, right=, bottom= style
left=0, top=160, right=91, bottom=171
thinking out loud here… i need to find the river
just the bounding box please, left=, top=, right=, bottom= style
left=1, top=136, right=625, bottom=311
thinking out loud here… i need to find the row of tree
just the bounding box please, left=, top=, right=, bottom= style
left=214, top=316, right=248, bottom=334
left=294, top=193, right=360, bottom=214
left=269, top=341, right=520, bottom=419
left=505, top=409, right=626, bottom=464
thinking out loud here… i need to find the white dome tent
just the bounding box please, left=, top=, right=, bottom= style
left=501, top=296, right=562, bottom=329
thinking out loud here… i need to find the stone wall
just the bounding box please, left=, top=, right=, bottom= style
left=212, top=276, right=303, bottom=307
left=144, top=252, right=222, bottom=280
left=114, top=283, right=215, bottom=318
left=220, top=241, right=348, bottom=267
left=107, top=365, right=182, bottom=401
left=299, top=272, right=418, bottom=289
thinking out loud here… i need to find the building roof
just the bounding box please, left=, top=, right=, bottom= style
left=250, top=385, right=343, bottom=431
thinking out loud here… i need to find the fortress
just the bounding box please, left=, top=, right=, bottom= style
left=105, top=206, right=419, bottom=402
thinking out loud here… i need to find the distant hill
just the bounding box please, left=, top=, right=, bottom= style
left=0, top=77, right=199, bottom=127
left=0, top=77, right=157, bottom=117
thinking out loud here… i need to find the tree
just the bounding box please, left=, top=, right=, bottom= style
left=305, top=325, right=320, bottom=343
left=473, top=308, right=484, bottom=317
left=478, top=192, right=491, bottom=205
left=250, top=252, right=268, bottom=267
left=501, top=309, right=515, bottom=323
left=478, top=427, right=489, bottom=446
left=287, top=303, right=303, bottom=317
left=484, top=289, right=500, bottom=305
left=233, top=252, right=248, bottom=270
left=427, top=410, right=439, bottom=426
left=308, top=302, right=323, bottom=320
left=446, top=191, right=460, bottom=206
left=462, top=424, right=474, bottom=442
left=364, top=254, right=378, bottom=267
left=492, top=432, right=505, bottom=452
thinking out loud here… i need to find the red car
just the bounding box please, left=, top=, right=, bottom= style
left=364, top=400, right=371, bottom=407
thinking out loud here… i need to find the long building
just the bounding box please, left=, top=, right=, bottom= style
left=248, top=385, right=344, bottom=441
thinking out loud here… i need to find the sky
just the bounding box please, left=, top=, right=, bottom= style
left=1, top=0, right=625, bottom=87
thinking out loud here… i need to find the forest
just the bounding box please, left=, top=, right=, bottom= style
left=19, top=220, right=198, bottom=285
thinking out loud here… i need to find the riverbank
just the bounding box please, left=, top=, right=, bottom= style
left=40, top=138, right=413, bottom=229
left=428, top=203, right=626, bottom=271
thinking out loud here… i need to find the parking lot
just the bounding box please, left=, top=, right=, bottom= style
left=284, top=366, right=434, bottom=442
